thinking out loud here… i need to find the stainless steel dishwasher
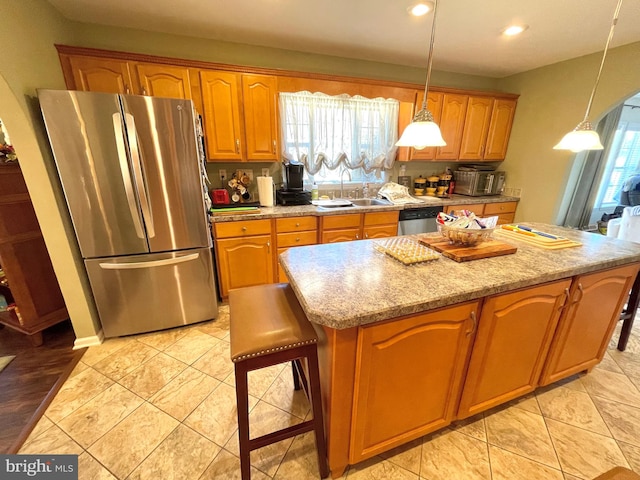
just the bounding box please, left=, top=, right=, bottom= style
left=397, top=206, right=443, bottom=235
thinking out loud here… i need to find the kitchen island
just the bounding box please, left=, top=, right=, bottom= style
left=279, top=224, right=640, bottom=478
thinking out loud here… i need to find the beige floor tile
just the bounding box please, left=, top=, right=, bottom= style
left=118, top=352, right=187, bottom=399
left=150, top=367, right=220, bottom=421
left=554, top=374, right=587, bottom=393
left=57, top=383, right=143, bottom=448
left=78, top=452, right=118, bottom=480
left=184, top=382, right=258, bottom=447
left=198, top=448, right=270, bottom=480
left=581, top=368, right=640, bottom=408
left=609, top=350, right=640, bottom=391
left=507, top=393, right=542, bottom=415
left=128, top=424, right=220, bottom=480
left=536, top=386, right=610, bottom=436
left=191, top=337, right=235, bottom=381
left=378, top=437, right=422, bottom=476
left=136, top=326, right=190, bottom=351
left=69, top=360, right=89, bottom=378
left=81, top=337, right=130, bottom=366
left=618, top=441, right=640, bottom=472
left=18, top=424, right=83, bottom=455
left=223, top=363, right=287, bottom=400
left=451, top=414, right=487, bottom=442
left=273, top=431, right=328, bottom=479
left=88, top=402, right=179, bottom=479
left=163, top=329, right=216, bottom=364
left=261, top=364, right=310, bottom=420
left=597, top=352, right=624, bottom=374
left=92, top=341, right=159, bottom=381
left=489, top=444, right=564, bottom=480
left=563, top=473, right=584, bottom=480
left=24, top=415, right=55, bottom=443
left=591, top=395, right=640, bottom=447
left=420, top=429, right=491, bottom=480
left=485, top=406, right=559, bottom=469
left=347, top=455, right=418, bottom=479
left=224, top=400, right=303, bottom=477
left=546, top=417, right=629, bottom=479
left=45, top=367, right=114, bottom=423
left=195, top=309, right=230, bottom=340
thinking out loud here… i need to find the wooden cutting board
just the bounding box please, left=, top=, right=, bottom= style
left=495, top=228, right=582, bottom=249
left=419, top=236, right=517, bottom=262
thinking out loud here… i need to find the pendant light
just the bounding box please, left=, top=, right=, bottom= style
left=554, top=0, right=624, bottom=153
left=396, top=0, right=446, bottom=150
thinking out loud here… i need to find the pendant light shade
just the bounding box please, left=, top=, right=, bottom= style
left=554, top=0, right=623, bottom=153
left=396, top=0, right=446, bottom=149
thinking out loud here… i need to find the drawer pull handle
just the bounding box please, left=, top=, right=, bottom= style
left=236, top=139, right=240, bottom=153
left=142, top=86, right=148, bottom=96
left=296, top=222, right=300, bottom=227
left=242, top=227, right=247, bottom=232
left=296, top=237, right=300, bottom=242
left=365, top=233, right=369, bottom=239
left=355, top=234, right=359, bottom=240
left=559, top=287, right=570, bottom=310
left=572, top=283, right=584, bottom=304
left=273, top=140, right=276, bottom=154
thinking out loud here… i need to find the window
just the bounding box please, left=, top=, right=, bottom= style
left=279, top=92, right=399, bottom=185
left=595, top=120, right=640, bottom=209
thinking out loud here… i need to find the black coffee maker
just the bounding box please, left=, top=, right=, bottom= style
left=277, top=162, right=311, bottom=205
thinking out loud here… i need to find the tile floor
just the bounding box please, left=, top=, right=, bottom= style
left=19, top=305, right=640, bottom=480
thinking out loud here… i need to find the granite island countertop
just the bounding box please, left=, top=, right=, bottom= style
left=279, top=223, right=640, bottom=329
left=210, top=194, right=519, bottom=222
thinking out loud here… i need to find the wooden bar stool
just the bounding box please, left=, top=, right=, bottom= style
left=229, top=283, right=329, bottom=479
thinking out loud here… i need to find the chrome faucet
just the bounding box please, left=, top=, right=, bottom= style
left=340, top=167, right=352, bottom=199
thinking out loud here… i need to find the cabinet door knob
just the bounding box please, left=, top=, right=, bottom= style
left=365, top=233, right=369, bottom=239
left=142, top=86, right=148, bottom=96
left=125, top=85, right=131, bottom=94
left=355, top=234, right=359, bottom=240
left=296, top=237, right=300, bottom=242
left=236, top=139, right=240, bottom=154
left=266, top=241, right=271, bottom=253
left=295, top=222, right=300, bottom=227
left=242, top=226, right=247, bottom=231
left=273, top=140, right=276, bottom=154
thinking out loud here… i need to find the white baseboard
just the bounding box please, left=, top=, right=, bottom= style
left=73, top=330, right=104, bottom=349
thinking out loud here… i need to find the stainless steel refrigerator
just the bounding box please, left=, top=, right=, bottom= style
left=38, top=89, right=218, bottom=338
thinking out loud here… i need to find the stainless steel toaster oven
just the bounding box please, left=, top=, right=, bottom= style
left=453, top=170, right=506, bottom=196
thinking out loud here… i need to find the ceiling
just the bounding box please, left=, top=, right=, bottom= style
left=46, top=0, right=640, bottom=78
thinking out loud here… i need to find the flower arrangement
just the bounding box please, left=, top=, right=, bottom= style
left=0, top=143, right=17, bottom=162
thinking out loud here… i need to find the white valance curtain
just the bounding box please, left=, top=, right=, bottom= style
left=279, top=91, right=399, bottom=175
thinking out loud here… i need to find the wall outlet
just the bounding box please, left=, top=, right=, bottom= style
left=218, top=169, right=226, bottom=181
left=513, top=188, right=522, bottom=198
left=262, top=168, right=270, bottom=177
left=246, top=170, right=254, bottom=181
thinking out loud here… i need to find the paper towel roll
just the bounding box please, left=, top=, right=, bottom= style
left=257, top=176, right=274, bottom=207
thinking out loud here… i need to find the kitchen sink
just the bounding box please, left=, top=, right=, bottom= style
left=350, top=198, right=392, bottom=207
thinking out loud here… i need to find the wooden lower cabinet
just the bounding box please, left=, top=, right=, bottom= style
left=275, top=216, right=318, bottom=282
left=320, top=211, right=399, bottom=243
left=215, top=235, right=273, bottom=298
left=540, top=263, right=640, bottom=385
left=484, top=201, right=518, bottom=225
left=349, top=301, right=479, bottom=463
left=457, top=279, right=571, bottom=419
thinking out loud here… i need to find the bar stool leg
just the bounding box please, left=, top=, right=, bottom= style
left=307, top=346, right=329, bottom=478
left=235, top=362, right=251, bottom=480
left=618, top=272, right=640, bottom=351
left=292, top=360, right=301, bottom=391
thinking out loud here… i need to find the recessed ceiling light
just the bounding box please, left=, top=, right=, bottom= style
left=408, top=2, right=434, bottom=17
left=502, top=25, right=529, bottom=36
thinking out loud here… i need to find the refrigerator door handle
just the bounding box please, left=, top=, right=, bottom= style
left=112, top=113, right=145, bottom=239
left=124, top=112, right=156, bottom=238
left=99, top=252, right=200, bottom=270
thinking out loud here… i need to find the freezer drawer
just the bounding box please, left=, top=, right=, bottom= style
left=85, top=247, right=218, bottom=338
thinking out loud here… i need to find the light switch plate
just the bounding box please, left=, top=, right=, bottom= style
left=246, top=170, right=254, bottom=181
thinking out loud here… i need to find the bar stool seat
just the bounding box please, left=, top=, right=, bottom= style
left=230, top=283, right=329, bottom=479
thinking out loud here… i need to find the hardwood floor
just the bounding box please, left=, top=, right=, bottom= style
left=0, top=320, right=83, bottom=453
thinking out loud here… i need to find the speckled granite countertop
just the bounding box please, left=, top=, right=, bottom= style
left=210, top=194, right=519, bottom=222
left=279, top=223, right=640, bottom=329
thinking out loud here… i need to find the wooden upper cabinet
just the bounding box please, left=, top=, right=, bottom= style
left=68, top=56, right=135, bottom=94
left=459, top=96, right=494, bottom=160
left=242, top=75, right=279, bottom=162
left=136, top=64, right=192, bottom=99
left=436, top=94, right=468, bottom=160
left=540, top=263, right=640, bottom=386
left=200, top=70, right=244, bottom=161
left=484, top=98, right=517, bottom=160
left=410, top=91, right=444, bottom=161
left=457, top=279, right=571, bottom=419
